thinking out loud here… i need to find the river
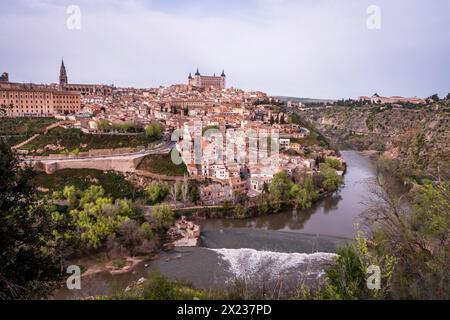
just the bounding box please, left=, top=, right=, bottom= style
left=53, top=150, right=377, bottom=299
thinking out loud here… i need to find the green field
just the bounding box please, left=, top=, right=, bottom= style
left=22, top=127, right=152, bottom=155
left=34, top=169, right=144, bottom=199
left=138, top=152, right=188, bottom=176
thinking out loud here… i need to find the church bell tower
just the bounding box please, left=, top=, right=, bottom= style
left=59, top=59, right=68, bottom=86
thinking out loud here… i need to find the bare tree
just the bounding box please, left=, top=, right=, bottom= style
left=170, top=184, right=177, bottom=205
left=182, top=174, right=189, bottom=204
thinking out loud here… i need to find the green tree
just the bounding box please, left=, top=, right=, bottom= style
left=289, top=184, right=316, bottom=210
left=428, top=93, right=440, bottom=102
left=113, top=220, right=155, bottom=256
left=233, top=203, right=248, bottom=219
left=409, top=132, right=425, bottom=172
left=0, top=141, right=64, bottom=299
left=268, top=171, right=293, bottom=211
left=63, top=185, right=79, bottom=208
left=145, top=123, right=163, bottom=141
left=151, top=205, right=174, bottom=230
left=79, top=185, right=105, bottom=207
left=175, top=180, right=183, bottom=201
left=319, top=163, right=342, bottom=191
left=222, top=200, right=231, bottom=216
left=325, top=157, right=343, bottom=171
left=73, top=195, right=129, bottom=248
left=189, top=185, right=200, bottom=203
left=123, top=271, right=205, bottom=300
left=146, top=182, right=170, bottom=204
left=97, top=119, right=111, bottom=132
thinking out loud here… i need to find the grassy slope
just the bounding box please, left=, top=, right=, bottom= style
left=0, top=117, right=60, bottom=145
left=34, top=168, right=144, bottom=199
left=0, top=117, right=59, bottom=135
left=22, top=127, right=151, bottom=155
left=137, top=152, right=187, bottom=176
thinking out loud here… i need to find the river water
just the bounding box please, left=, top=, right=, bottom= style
left=53, top=151, right=377, bottom=299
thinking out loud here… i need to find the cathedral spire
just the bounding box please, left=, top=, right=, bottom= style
left=221, top=69, right=226, bottom=77
left=59, top=58, right=68, bottom=85
left=195, top=68, right=200, bottom=76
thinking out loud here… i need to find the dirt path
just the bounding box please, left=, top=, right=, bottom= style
left=12, top=133, right=39, bottom=149
left=12, top=120, right=71, bottom=150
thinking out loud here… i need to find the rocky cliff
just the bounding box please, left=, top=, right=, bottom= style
left=299, top=103, right=450, bottom=180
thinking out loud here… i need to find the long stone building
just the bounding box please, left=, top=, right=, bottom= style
left=0, top=85, right=81, bottom=117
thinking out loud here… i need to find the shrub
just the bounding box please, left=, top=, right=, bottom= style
left=151, top=205, right=174, bottom=230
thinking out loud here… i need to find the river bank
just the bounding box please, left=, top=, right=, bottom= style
left=52, top=151, right=376, bottom=299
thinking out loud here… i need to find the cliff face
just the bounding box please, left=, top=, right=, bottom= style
left=299, top=104, right=450, bottom=180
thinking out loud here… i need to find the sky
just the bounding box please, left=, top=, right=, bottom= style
left=0, top=0, right=449, bottom=99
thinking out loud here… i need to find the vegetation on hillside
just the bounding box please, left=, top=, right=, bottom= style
left=21, top=127, right=151, bottom=155
left=0, top=117, right=59, bottom=136
left=289, top=112, right=330, bottom=148
left=314, top=177, right=449, bottom=300
left=221, top=164, right=341, bottom=220
left=49, top=183, right=174, bottom=255
left=0, top=140, right=65, bottom=299
left=0, top=140, right=179, bottom=299
left=138, top=152, right=188, bottom=176
left=0, top=117, right=60, bottom=145
left=108, top=176, right=449, bottom=301
left=34, top=169, right=144, bottom=200
left=300, top=99, right=450, bottom=181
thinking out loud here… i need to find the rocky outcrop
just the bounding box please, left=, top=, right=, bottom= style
left=167, top=216, right=200, bottom=247
left=300, top=104, right=450, bottom=179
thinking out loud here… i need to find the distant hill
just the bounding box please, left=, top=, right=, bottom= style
left=276, top=96, right=337, bottom=104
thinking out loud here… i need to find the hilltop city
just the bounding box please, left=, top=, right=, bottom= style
left=0, top=60, right=345, bottom=205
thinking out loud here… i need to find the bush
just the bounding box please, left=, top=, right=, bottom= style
left=109, top=220, right=156, bottom=256
left=145, top=123, right=163, bottom=141
left=325, top=157, right=344, bottom=171
left=319, top=163, right=342, bottom=191
left=146, top=182, right=170, bottom=204
left=151, top=205, right=174, bottom=230
left=233, top=203, right=248, bottom=219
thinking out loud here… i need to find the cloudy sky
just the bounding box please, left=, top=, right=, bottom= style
left=0, top=0, right=449, bottom=99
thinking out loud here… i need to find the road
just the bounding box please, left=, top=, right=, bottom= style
left=22, top=141, right=176, bottom=162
